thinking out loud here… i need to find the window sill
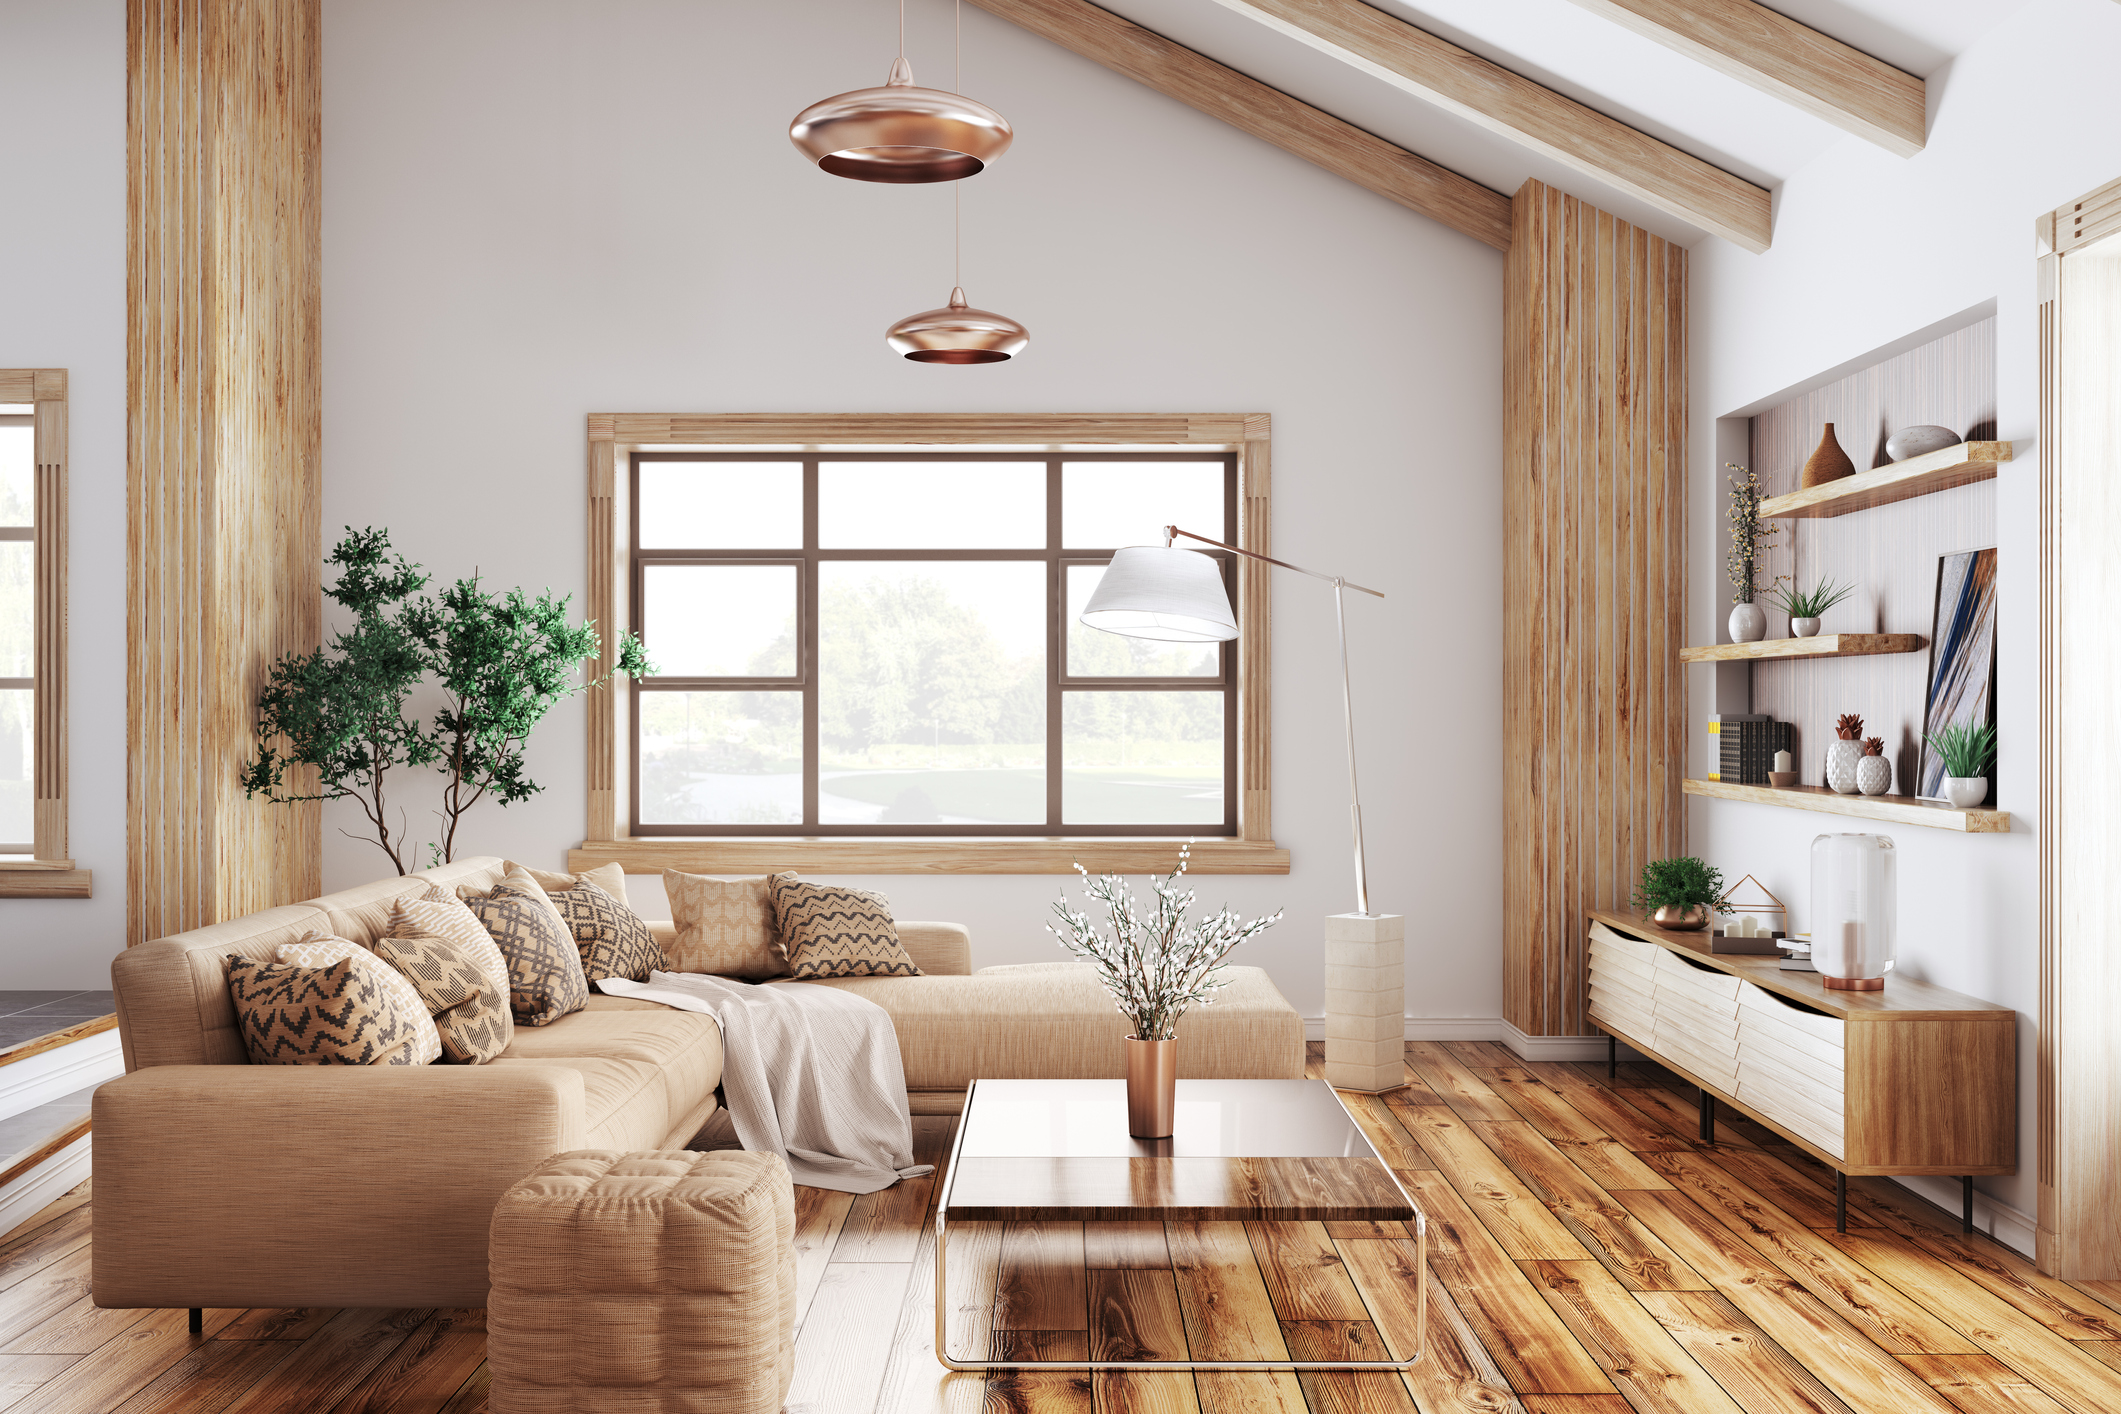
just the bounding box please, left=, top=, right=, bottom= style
left=0, top=862, right=93, bottom=899
left=567, top=838, right=1289, bottom=876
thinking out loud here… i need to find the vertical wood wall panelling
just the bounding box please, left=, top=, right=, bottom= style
left=126, top=0, right=323, bottom=945
left=1504, top=181, right=1687, bottom=1038
left=586, top=437, right=619, bottom=842
left=1745, top=320, right=1996, bottom=795
left=1239, top=433, right=1272, bottom=844
left=33, top=372, right=68, bottom=861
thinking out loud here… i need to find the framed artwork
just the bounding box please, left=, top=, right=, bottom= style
left=1918, top=547, right=1998, bottom=800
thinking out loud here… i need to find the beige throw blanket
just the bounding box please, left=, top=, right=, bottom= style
left=595, top=971, right=932, bottom=1195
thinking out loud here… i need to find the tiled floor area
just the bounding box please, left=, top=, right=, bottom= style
left=0, top=992, right=115, bottom=1052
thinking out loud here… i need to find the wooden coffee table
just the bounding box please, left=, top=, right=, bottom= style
left=934, top=1077, right=1426, bottom=1372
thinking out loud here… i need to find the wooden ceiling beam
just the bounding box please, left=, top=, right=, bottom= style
left=1564, top=0, right=1924, bottom=156
left=969, top=0, right=1513, bottom=250
left=1199, top=0, right=1772, bottom=252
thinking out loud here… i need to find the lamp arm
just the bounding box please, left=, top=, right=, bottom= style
left=1163, top=526, right=1385, bottom=598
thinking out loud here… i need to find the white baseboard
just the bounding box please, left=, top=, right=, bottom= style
left=0, top=1030, right=123, bottom=1120
left=1889, top=1174, right=2038, bottom=1257
left=0, top=1133, right=90, bottom=1244
left=1304, top=1015, right=1640, bottom=1063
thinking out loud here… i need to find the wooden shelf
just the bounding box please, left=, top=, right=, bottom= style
left=1679, top=633, right=1927, bottom=664
left=1758, top=440, right=2012, bottom=519
left=1683, top=778, right=2009, bottom=833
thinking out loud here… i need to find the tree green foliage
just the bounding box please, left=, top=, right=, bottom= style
left=240, top=529, right=431, bottom=873
left=1631, top=855, right=1732, bottom=914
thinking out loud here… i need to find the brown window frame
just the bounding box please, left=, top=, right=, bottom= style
left=625, top=451, right=1239, bottom=839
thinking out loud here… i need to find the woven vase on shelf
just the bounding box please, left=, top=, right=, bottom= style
left=1802, top=423, right=1856, bottom=489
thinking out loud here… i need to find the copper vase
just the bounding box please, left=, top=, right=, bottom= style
left=1801, top=423, right=1855, bottom=488
left=1124, top=1036, right=1178, bottom=1138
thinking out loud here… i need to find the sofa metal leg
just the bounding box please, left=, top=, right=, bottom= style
left=188, top=1308, right=202, bottom=1335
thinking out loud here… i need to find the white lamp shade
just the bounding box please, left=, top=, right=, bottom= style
left=1079, top=546, right=1238, bottom=643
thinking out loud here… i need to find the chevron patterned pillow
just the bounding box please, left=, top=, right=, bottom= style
left=277, top=933, right=443, bottom=1065
left=548, top=879, right=661, bottom=985
left=459, top=881, right=590, bottom=1026
left=769, top=878, right=922, bottom=980
left=372, top=929, right=513, bottom=1063
left=226, top=955, right=426, bottom=1066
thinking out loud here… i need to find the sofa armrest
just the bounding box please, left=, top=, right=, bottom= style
left=897, top=922, right=971, bottom=976
left=92, top=1063, right=587, bottom=1310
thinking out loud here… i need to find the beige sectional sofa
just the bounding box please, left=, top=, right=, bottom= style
left=94, top=856, right=1302, bottom=1310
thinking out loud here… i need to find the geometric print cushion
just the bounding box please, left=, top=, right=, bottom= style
left=225, top=954, right=426, bottom=1066
left=546, top=879, right=660, bottom=985
left=276, top=933, right=442, bottom=1065
left=458, top=880, right=590, bottom=1026
left=768, top=877, right=921, bottom=980
left=506, top=859, right=631, bottom=909
left=371, top=929, right=512, bottom=1064
left=663, top=870, right=794, bottom=980
left=393, top=887, right=516, bottom=1050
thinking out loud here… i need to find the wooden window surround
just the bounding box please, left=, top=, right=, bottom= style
left=569, top=415, right=1287, bottom=877
left=0, top=370, right=86, bottom=899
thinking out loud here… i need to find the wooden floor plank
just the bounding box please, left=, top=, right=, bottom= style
left=791, top=1185, right=856, bottom=1330
left=1280, top=1320, right=1414, bottom=1413
left=1636, top=1288, right=1857, bottom=1414
left=1524, top=1065, right=1695, bottom=1154
left=2071, top=1282, right=2121, bottom=1321
left=1336, top=1092, right=1436, bottom=1173
left=0, top=1251, right=90, bottom=1347
left=2071, top=1339, right=2121, bottom=1374
left=1165, top=1222, right=1288, bottom=1363
left=873, top=1224, right=984, bottom=1414
left=1864, top=1218, right=2121, bottom=1342
left=939, top=1220, right=1003, bottom=1365
left=0, top=1356, right=77, bottom=1414
left=1828, top=1231, right=2121, bottom=1414
left=1710, top=1148, right=1877, bottom=1231
left=1092, top=1271, right=1202, bottom=1414
left=1402, top=1044, right=1523, bottom=1123
left=1332, top=1238, right=1426, bottom=1363
left=836, top=1171, right=936, bottom=1263
left=436, top=1363, right=488, bottom=1414
left=1521, top=1260, right=1746, bottom=1414
left=1446, top=1041, right=1522, bottom=1071
left=1484, top=1071, right=1676, bottom=1191
left=998, top=1222, right=1088, bottom=1332
left=784, top=1262, right=913, bottom=1414
left=1396, top=1268, right=1528, bottom=1414
left=109, top=1331, right=303, bottom=1414
left=1895, top=1351, right=2074, bottom=1414
left=0, top=1189, right=89, bottom=1258
left=1518, top=1399, right=1636, bottom=1413
left=1, top=1297, right=150, bottom=1358
left=1619, top=1084, right=1764, bottom=1153
left=6, top=1306, right=239, bottom=1414
left=218, top=1309, right=432, bottom=1414
left=213, top=1307, right=336, bottom=1342
left=0, top=1212, right=90, bottom=1300
left=1473, top=1120, right=1707, bottom=1292
left=1399, top=1108, right=1595, bottom=1262
left=1243, top=1223, right=1369, bottom=1321
left=1086, top=1223, right=1172, bottom=1269
left=327, top=1309, right=484, bottom=1414
left=986, top=1331, right=1094, bottom=1414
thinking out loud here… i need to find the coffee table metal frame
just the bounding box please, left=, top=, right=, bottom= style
left=932, top=1077, right=1426, bottom=1373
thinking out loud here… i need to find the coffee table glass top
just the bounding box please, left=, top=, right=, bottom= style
left=956, top=1078, right=1379, bottom=1159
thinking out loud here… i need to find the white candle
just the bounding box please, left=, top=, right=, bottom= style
left=1774, top=749, right=1792, bottom=772
left=1737, top=914, right=1760, bottom=937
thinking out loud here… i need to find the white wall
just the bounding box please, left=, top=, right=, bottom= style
left=1687, top=0, right=2121, bottom=1246
left=318, top=0, right=1507, bottom=1025
left=0, top=0, right=127, bottom=987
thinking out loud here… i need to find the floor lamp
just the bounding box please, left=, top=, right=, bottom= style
left=1079, top=527, right=1404, bottom=1094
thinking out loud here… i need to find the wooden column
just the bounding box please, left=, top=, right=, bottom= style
left=1503, top=180, right=1687, bottom=1038
left=127, top=0, right=322, bottom=944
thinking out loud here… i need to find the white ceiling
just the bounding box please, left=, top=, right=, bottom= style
left=1087, top=0, right=2034, bottom=248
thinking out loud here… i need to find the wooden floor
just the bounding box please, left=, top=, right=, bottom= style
left=9, top=1043, right=2121, bottom=1413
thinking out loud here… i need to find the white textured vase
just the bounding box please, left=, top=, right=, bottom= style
left=1790, top=616, right=1821, bottom=637
left=1729, top=603, right=1767, bottom=643
left=1856, top=755, right=1891, bottom=796
left=1826, top=739, right=1866, bottom=794
left=1945, top=776, right=1990, bottom=808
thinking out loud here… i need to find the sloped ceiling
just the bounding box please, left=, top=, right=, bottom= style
left=1080, top=0, right=2034, bottom=247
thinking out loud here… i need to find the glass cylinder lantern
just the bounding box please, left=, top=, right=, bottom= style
left=1810, top=833, right=1896, bottom=990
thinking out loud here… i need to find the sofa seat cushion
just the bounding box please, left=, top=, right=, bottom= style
left=495, top=1009, right=724, bottom=1145
left=795, top=961, right=1303, bottom=1092
left=486, top=1055, right=670, bottom=1151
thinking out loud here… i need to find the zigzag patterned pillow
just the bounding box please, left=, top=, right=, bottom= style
left=277, top=933, right=442, bottom=1065
left=547, top=879, right=661, bottom=985
left=226, top=955, right=425, bottom=1066
left=770, top=878, right=922, bottom=980
left=372, top=929, right=512, bottom=1064
left=459, top=880, right=590, bottom=1026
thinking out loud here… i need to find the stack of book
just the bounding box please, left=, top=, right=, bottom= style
left=1707, top=714, right=1790, bottom=786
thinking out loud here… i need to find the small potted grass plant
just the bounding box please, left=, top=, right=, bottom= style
left=1925, top=721, right=1996, bottom=808
left=1766, top=576, right=1856, bottom=638
left=1632, top=856, right=1731, bottom=932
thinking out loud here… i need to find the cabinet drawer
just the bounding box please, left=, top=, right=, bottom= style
left=1741, top=1025, right=1846, bottom=1098
left=1654, top=947, right=1743, bottom=1003
left=1738, top=982, right=1846, bottom=1049
left=1589, top=921, right=1660, bottom=966
left=1737, top=1035, right=1845, bottom=1115
left=1653, top=1026, right=1739, bottom=1091
left=1589, top=986, right=1656, bottom=1041
left=1737, top=1078, right=1844, bottom=1158
left=1590, top=944, right=1657, bottom=993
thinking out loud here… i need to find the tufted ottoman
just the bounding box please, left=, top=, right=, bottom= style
left=487, top=1149, right=796, bottom=1414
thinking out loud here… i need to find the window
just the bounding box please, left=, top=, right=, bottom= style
left=628, top=452, right=1238, bottom=837
left=0, top=370, right=79, bottom=895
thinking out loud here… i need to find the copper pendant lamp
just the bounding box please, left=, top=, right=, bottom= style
left=886, top=182, right=1028, bottom=363
left=788, top=0, right=1011, bottom=184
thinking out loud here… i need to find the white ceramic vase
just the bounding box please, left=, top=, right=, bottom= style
left=1790, top=616, right=1820, bottom=637
left=1826, top=739, right=1866, bottom=794
left=1945, top=776, right=1989, bottom=808
left=1856, top=755, right=1891, bottom=796
left=1729, top=603, right=1767, bottom=643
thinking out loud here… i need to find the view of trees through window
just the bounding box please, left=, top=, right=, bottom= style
left=629, top=453, right=1234, bottom=835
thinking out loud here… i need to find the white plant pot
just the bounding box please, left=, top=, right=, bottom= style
left=1945, top=776, right=1990, bottom=808
left=1856, top=756, right=1891, bottom=796
left=1729, top=603, right=1767, bottom=643
left=1790, top=616, right=1821, bottom=637
left=1826, top=739, right=1866, bottom=794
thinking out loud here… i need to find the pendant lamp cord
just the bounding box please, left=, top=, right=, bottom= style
left=898, top=0, right=905, bottom=61
left=954, top=0, right=962, bottom=290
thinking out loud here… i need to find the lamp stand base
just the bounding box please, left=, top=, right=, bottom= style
left=1323, top=913, right=1405, bottom=1094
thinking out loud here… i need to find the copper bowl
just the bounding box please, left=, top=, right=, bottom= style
left=1651, top=904, right=1713, bottom=932
left=1768, top=771, right=1798, bottom=787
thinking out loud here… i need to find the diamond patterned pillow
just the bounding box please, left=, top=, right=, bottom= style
left=372, top=929, right=512, bottom=1063
left=277, top=933, right=442, bottom=1065
left=664, top=870, right=796, bottom=979
left=506, top=859, right=630, bottom=909
left=226, top=955, right=426, bottom=1066
left=459, top=880, right=590, bottom=1026
left=547, top=879, right=660, bottom=985
left=392, top=888, right=516, bottom=1051
left=769, top=878, right=922, bottom=980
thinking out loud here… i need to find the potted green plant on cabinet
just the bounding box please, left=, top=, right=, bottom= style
left=1631, top=856, right=1731, bottom=932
